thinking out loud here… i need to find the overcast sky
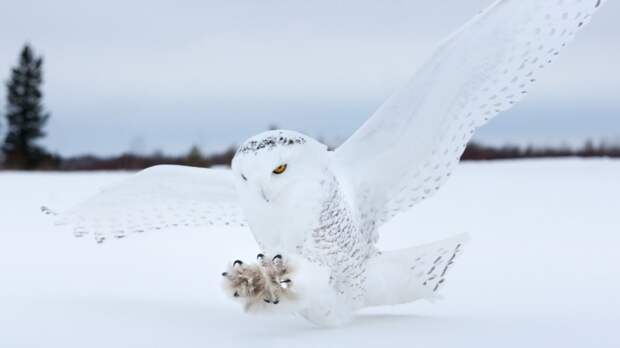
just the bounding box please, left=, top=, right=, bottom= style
left=0, top=0, right=618, bottom=156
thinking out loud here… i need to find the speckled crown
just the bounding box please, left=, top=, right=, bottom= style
left=236, top=130, right=309, bottom=156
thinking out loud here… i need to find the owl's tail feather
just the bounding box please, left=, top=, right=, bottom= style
left=363, top=233, right=469, bottom=308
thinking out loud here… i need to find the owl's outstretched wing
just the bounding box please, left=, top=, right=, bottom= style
left=334, top=0, right=605, bottom=228
left=46, top=165, right=246, bottom=243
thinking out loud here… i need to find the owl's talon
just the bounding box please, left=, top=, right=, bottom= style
left=222, top=253, right=295, bottom=310
left=272, top=254, right=283, bottom=267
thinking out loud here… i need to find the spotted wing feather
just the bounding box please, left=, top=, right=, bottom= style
left=50, top=165, right=246, bottom=242
left=364, top=233, right=469, bottom=306
left=335, top=0, right=606, bottom=227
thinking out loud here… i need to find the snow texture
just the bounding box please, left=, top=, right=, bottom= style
left=1, top=159, right=618, bottom=347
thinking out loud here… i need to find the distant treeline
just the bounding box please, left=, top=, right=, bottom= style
left=2, top=44, right=619, bottom=171
left=45, top=141, right=619, bottom=171
left=58, top=146, right=237, bottom=171
left=461, top=141, right=620, bottom=160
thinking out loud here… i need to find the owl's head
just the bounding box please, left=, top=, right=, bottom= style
left=231, top=130, right=329, bottom=205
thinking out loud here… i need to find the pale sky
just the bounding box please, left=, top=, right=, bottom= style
left=0, top=0, right=618, bottom=156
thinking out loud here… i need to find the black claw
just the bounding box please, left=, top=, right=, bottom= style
left=273, top=299, right=279, bottom=304
left=272, top=254, right=282, bottom=261
left=281, top=279, right=291, bottom=283
left=221, top=272, right=228, bottom=277
left=264, top=299, right=271, bottom=303
left=233, top=260, right=243, bottom=267
left=233, top=292, right=239, bottom=297
left=257, top=253, right=264, bottom=260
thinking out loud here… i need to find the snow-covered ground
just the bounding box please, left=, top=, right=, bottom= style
left=1, top=159, right=618, bottom=347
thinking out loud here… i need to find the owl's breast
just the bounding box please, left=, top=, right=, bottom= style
left=241, top=182, right=326, bottom=254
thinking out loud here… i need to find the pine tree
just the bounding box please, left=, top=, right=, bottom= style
left=186, top=145, right=207, bottom=167
left=2, top=44, right=51, bottom=169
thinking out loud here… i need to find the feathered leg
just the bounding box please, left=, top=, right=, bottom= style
left=222, top=254, right=295, bottom=310
left=221, top=254, right=354, bottom=326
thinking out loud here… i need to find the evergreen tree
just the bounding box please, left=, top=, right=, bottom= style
left=186, top=145, right=208, bottom=167
left=2, top=44, right=51, bottom=169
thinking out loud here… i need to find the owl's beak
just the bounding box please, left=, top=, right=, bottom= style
left=260, top=187, right=270, bottom=203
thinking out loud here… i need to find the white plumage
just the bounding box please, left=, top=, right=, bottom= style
left=51, top=166, right=246, bottom=242
left=47, top=0, right=605, bottom=327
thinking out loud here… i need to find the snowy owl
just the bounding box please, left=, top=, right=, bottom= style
left=46, top=0, right=605, bottom=326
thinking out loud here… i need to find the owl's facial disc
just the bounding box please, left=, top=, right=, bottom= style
left=231, top=130, right=329, bottom=205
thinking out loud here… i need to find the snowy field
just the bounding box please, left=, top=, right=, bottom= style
left=1, top=159, right=618, bottom=348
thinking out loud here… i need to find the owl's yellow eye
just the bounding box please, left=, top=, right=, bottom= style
left=272, top=164, right=287, bottom=175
